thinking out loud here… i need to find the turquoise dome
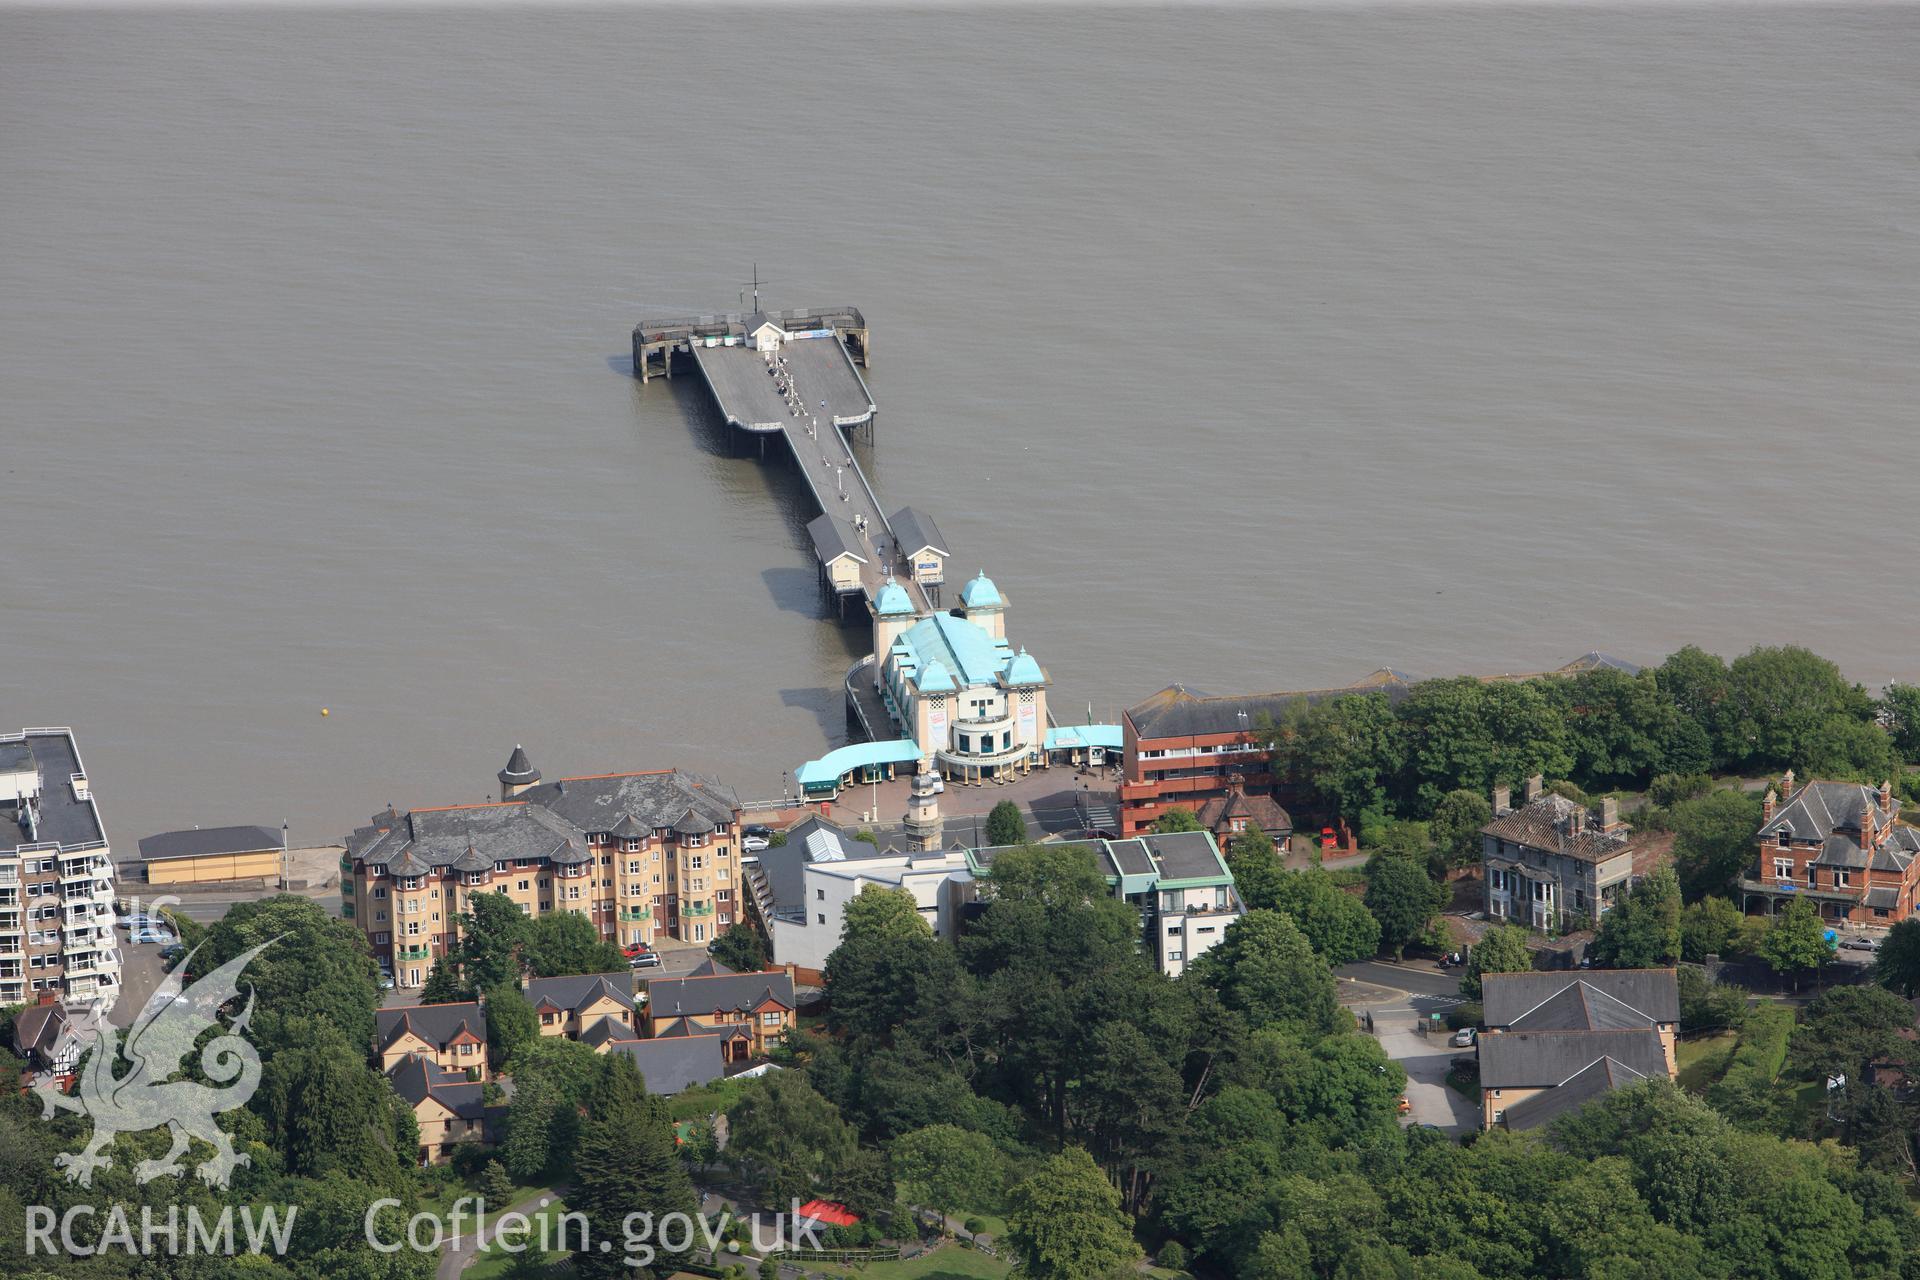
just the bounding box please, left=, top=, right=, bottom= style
left=1003, top=648, right=1046, bottom=687
left=960, top=571, right=1002, bottom=609
left=875, top=581, right=914, bottom=616
left=917, top=659, right=957, bottom=693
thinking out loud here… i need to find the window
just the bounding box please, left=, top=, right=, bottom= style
left=1492, top=1089, right=1502, bottom=1098
left=1776, top=828, right=1789, bottom=848
left=691, top=855, right=705, bottom=870
left=1835, top=870, right=1851, bottom=888
left=1806, top=866, right=1818, bottom=887
left=1166, top=925, right=1181, bottom=936
left=518, top=880, right=530, bottom=892
left=817, top=889, right=825, bottom=900
left=1493, top=1109, right=1506, bottom=1123
left=1773, top=858, right=1792, bottom=881
left=1167, top=950, right=1183, bottom=962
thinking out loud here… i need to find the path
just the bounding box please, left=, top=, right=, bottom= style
left=438, top=1187, right=561, bottom=1280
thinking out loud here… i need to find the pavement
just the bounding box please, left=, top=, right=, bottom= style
left=1336, top=957, right=1477, bottom=1135
left=818, top=762, right=1122, bottom=836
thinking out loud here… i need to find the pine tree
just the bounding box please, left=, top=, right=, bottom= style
left=572, top=1055, right=697, bottom=1280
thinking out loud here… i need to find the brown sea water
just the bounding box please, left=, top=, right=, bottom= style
left=4, top=7, right=1917, bottom=841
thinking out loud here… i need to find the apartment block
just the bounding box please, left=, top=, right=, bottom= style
left=344, top=745, right=742, bottom=989
left=0, top=728, right=121, bottom=1013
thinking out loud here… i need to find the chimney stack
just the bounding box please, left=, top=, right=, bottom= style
left=1598, top=797, right=1620, bottom=831
left=1762, top=788, right=1777, bottom=824
left=1782, top=769, right=1795, bottom=798
left=1492, top=784, right=1511, bottom=817
left=1568, top=808, right=1586, bottom=836
left=1879, top=779, right=1892, bottom=813
left=1524, top=774, right=1544, bottom=804
left=1863, top=801, right=1876, bottom=848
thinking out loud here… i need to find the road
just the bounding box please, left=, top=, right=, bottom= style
left=1336, top=959, right=1466, bottom=1002
left=1373, top=1012, right=1480, bottom=1134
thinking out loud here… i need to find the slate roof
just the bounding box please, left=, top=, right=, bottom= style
left=580, top=1015, right=641, bottom=1049
left=1125, top=680, right=1411, bottom=741
left=603, top=1035, right=727, bottom=1094
left=646, top=969, right=796, bottom=1020
left=888, top=507, right=949, bottom=558
left=349, top=767, right=737, bottom=874
left=686, top=959, right=739, bottom=978
left=1761, top=781, right=1894, bottom=842
left=1499, top=1055, right=1651, bottom=1131
left=1481, top=794, right=1661, bottom=866
left=13, top=1003, right=73, bottom=1067
left=376, top=1002, right=488, bottom=1054
left=387, top=1053, right=487, bottom=1120
left=807, top=513, right=868, bottom=567
left=754, top=815, right=903, bottom=918
left=138, top=824, right=281, bottom=861
left=498, top=745, right=540, bottom=789
left=656, top=1016, right=752, bottom=1039
left=524, top=972, right=634, bottom=1017
left=1867, top=886, right=1902, bottom=910
left=1506, top=982, right=1665, bottom=1033
left=1478, top=1028, right=1669, bottom=1089
left=1481, top=969, right=1679, bottom=1028
left=1195, top=787, right=1293, bottom=835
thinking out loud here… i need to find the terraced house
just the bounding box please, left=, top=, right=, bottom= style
left=1739, top=772, right=1920, bottom=925
left=643, top=965, right=797, bottom=1062
left=345, top=745, right=742, bottom=988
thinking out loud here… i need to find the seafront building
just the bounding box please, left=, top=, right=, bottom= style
left=0, top=727, right=121, bottom=1013
left=965, top=830, right=1242, bottom=977
left=344, top=746, right=743, bottom=988
left=1480, top=777, right=1673, bottom=932
left=1738, top=772, right=1920, bottom=925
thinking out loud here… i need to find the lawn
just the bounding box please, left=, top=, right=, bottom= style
left=467, top=1198, right=576, bottom=1280
left=1675, top=1032, right=1739, bottom=1093
left=813, top=1241, right=1013, bottom=1280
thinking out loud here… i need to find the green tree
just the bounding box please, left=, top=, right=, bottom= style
left=1152, top=807, right=1204, bottom=834
left=1874, top=917, right=1920, bottom=997
left=1554, top=668, right=1698, bottom=789
left=1283, top=692, right=1402, bottom=827
left=254, top=1022, right=416, bottom=1193
left=728, top=1072, right=859, bottom=1207
left=1791, top=986, right=1915, bottom=1083
left=1191, top=911, right=1339, bottom=1037
left=521, top=910, right=624, bottom=978
left=1362, top=855, right=1444, bottom=960
left=477, top=1159, right=514, bottom=1210
left=1679, top=895, right=1744, bottom=961
left=571, top=1054, right=697, bottom=1280
left=420, top=955, right=470, bottom=1004
left=1591, top=866, right=1682, bottom=969
left=1879, top=683, right=1920, bottom=762
left=1004, top=1147, right=1140, bottom=1280
left=454, top=891, right=533, bottom=993
left=1460, top=924, right=1532, bottom=999
left=985, top=800, right=1028, bottom=846
left=841, top=882, right=932, bottom=944
left=1427, top=790, right=1491, bottom=871
left=890, top=1124, right=1002, bottom=1226
left=1226, top=828, right=1287, bottom=911
left=1655, top=645, right=1734, bottom=766
left=1721, top=645, right=1862, bottom=772
left=1267, top=870, right=1380, bottom=965
left=485, top=983, right=538, bottom=1067
left=709, top=923, right=769, bottom=973
left=823, top=886, right=964, bottom=1051
left=204, top=895, right=382, bottom=1056
left=1796, top=715, right=1897, bottom=782
left=499, top=1072, right=561, bottom=1184
left=1675, top=965, right=1747, bottom=1033
left=1395, top=677, right=1570, bottom=814
left=1760, top=898, right=1835, bottom=991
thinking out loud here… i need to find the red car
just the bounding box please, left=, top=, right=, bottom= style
left=621, top=942, right=652, bottom=960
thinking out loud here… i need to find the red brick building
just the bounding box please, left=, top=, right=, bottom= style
left=1118, top=675, right=1411, bottom=837
left=1739, top=772, right=1920, bottom=925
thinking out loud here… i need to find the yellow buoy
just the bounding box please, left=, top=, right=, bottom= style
left=321, top=708, right=330, bottom=717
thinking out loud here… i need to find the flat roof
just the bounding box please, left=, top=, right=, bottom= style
left=0, top=728, right=106, bottom=853
left=139, top=824, right=282, bottom=861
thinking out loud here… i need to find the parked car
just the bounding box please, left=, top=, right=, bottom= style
left=119, top=913, right=169, bottom=932
left=158, top=943, right=187, bottom=963
left=1396, top=1096, right=1412, bottom=1115
left=744, top=824, right=773, bottom=839
left=1450, top=1027, right=1477, bottom=1048
left=629, top=951, right=661, bottom=969
left=1841, top=935, right=1881, bottom=952
left=742, top=835, right=770, bottom=853
left=131, top=927, right=178, bottom=946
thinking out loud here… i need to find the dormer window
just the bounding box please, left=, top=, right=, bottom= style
left=1776, top=828, right=1789, bottom=848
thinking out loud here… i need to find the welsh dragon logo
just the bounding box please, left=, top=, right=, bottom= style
left=34, top=941, right=275, bottom=1189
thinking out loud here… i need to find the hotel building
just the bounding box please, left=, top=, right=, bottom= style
left=344, top=747, right=743, bottom=989
left=0, top=728, right=121, bottom=1013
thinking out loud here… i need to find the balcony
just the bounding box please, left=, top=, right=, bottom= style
left=396, top=943, right=432, bottom=961
left=619, top=907, right=652, bottom=922
left=681, top=901, right=716, bottom=918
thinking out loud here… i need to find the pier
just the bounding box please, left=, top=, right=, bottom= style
left=633, top=305, right=946, bottom=618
